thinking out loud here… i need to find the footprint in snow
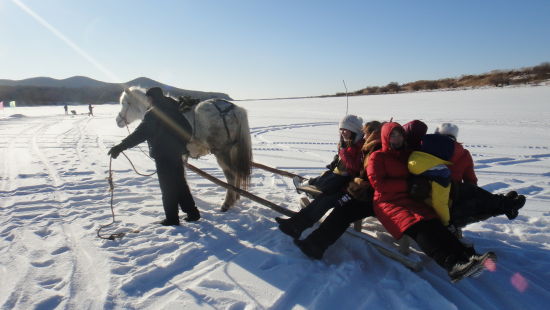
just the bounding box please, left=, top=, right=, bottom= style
left=30, top=259, right=55, bottom=268
left=197, top=279, right=235, bottom=291
left=51, top=246, right=70, bottom=255
left=38, top=278, right=63, bottom=289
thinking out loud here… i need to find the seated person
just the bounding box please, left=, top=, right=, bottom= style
left=368, top=122, right=495, bottom=283
left=293, top=114, right=365, bottom=196
left=403, top=119, right=428, bottom=150
left=276, top=115, right=366, bottom=241
left=287, top=121, right=383, bottom=259
left=433, top=123, right=526, bottom=228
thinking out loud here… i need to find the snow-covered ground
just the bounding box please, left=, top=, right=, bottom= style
left=1, top=86, right=549, bottom=309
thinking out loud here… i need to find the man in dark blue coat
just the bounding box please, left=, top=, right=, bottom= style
left=108, top=87, right=199, bottom=225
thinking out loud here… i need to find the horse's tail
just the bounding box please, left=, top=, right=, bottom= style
left=230, top=106, right=252, bottom=190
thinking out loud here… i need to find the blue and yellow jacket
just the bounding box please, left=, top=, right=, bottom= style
left=408, top=135, right=455, bottom=225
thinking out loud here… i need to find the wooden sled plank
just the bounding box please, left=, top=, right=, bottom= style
left=186, top=163, right=294, bottom=217
left=346, top=228, right=423, bottom=272
left=252, top=161, right=306, bottom=181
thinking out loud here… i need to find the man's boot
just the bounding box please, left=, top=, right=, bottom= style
left=275, top=216, right=309, bottom=239
left=502, top=193, right=526, bottom=220
left=160, top=218, right=180, bottom=226
left=184, top=207, right=201, bottom=222
left=293, top=238, right=325, bottom=260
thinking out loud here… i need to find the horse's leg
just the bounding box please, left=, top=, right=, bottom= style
left=215, top=153, right=238, bottom=212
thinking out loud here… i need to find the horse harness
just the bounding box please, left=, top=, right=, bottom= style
left=213, top=100, right=237, bottom=142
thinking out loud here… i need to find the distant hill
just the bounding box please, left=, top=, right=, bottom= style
left=0, top=76, right=231, bottom=106
left=337, top=62, right=550, bottom=97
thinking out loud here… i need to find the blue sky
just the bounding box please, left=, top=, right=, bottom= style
left=1, top=0, right=549, bottom=99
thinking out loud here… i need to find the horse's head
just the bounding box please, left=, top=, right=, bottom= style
left=116, top=87, right=151, bottom=128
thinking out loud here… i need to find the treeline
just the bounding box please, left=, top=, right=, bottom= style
left=339, top=62, right=550, bottom=97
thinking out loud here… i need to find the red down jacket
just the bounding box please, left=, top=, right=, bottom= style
left=336, top=139, right=365, bottom=177
left=450, top=142, right=478, bottom=185
left=367, top=122, right=437, bottom=239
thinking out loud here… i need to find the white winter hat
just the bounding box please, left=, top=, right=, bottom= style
left=435, top=123, right=459, bottom=140
left=339, top=114, right=364, bottom=142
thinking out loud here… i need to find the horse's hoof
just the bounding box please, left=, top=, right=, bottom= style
left=220, top=205, right=230, bottom=212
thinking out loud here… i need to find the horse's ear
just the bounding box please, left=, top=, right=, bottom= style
left=124, top=88, right=131, bottom=95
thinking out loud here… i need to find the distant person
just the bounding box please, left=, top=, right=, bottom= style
left=88, top=103, right=94, bottom=116
left=64, top=104, right=68, bottom=115
left=108, top=87, right=199, bottom=226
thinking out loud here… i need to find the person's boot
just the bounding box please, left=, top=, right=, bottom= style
left=293, top=238, right=325, bottom=260
left=468, top=251, right=498, bottom=278
left=447, top=224, right=462, bottom=239
left=447, top=251, right=497, bottom=283
left=184, top=207, right=201, bottom=222
left=160, top=218, right=180, bottom=226
left=504, top=195, right=526, bottom=220
left=505, top=191, right=518, bottom=199
left=513, top=195, right=526, bottom=208
left=275, top=217, right=307, bottom=239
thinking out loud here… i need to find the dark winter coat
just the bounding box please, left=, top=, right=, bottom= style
left=407, top=134, right=455, bottom=226
left=367, top=122, right=437, bottom=239
left=119, top=94, right=192, bottom=160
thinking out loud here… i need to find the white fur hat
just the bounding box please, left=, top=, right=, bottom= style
left=339, top=114, right=364, bottom=142
left=435, top=123, right=459, bottom=140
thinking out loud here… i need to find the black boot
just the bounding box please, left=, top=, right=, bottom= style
left=447, top=251, right=497, bottom=283
left=160, top=218, right=180, bottom=226
left=504, top=195, right=526, bottom=220
left=275, top=217, right=306, bottom=239
left=505, top=191, right=518, bottom=199
left=293, top=238, right=325, bottom=260
left=184, top=207, right=201, bottom=222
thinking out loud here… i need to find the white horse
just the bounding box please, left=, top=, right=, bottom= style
left=116, top=86, right=252, bottom=211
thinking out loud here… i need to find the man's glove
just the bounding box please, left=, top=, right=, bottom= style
left=408, top=176, right=430, bottom=200
left=107, top=144, right=124, bottom=159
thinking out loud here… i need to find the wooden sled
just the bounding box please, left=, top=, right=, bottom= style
left=186, top=161, right=423, bottom=271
